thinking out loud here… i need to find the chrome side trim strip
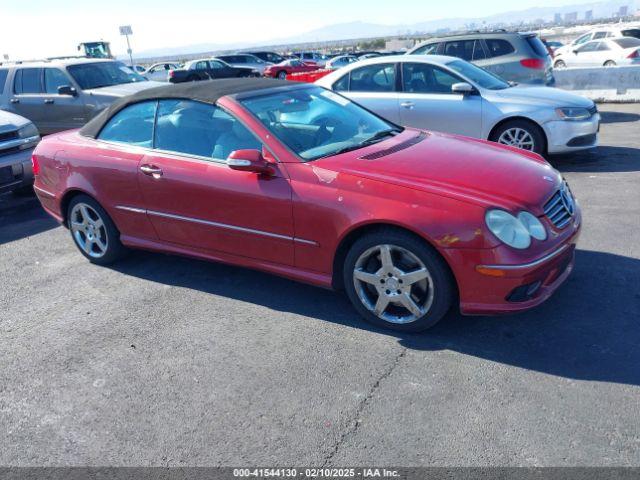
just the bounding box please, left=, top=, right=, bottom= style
left=34, top=185, right=56, bottom=198
left=479, top=244, right=570, bottom=271
left=114, top=205, right=319, bottom=246
left=294, top=237, right=319, bottom=246
left=115, top=205, right=146, bottom=214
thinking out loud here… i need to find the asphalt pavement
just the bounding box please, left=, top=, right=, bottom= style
left=1, top=104, right=639, bottom=466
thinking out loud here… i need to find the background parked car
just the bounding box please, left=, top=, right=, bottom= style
left=215, top=54, right=271, bottom=75
left=263, top=59, right=320, bottom=79
left=168, top=58, right=259, bottom=83
left=144, top=62, right=180, bottom=82
left=554, top=26, right=640, bottom=58
left=325, top=55, right=359, bottom=70
left=244, top=51, right=286, bottom=64
left=0, top=109, right=40, bottom=194
left=127, top=65, right=147, bottom=74
left=316, top=55, right=600, bottom=155
left=0, top=59, right=161, bottom=135
left=553, top=37, right=640, bottom=68
left=294, top=52, right=328, bottom=67
left=408, top=31, right=554, bottom=86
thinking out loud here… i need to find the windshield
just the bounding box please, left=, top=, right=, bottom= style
left=67, top=61, right=147, bottom=89
left=240, top=86, right=401, bottom=161
left=446, top=59, right=510, bottom=90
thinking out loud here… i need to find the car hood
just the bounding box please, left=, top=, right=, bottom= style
left=85, top=81, right=164, bottom=98
left=486, top=85, right=594, bottom=108
left=0, top=110, right=32, bottom=130
left=316, top=129, right=561, bottom=213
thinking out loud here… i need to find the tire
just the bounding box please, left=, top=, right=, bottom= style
left=67, top=194, right=127, bottom=265
left=343, top=229, right=455, bottom=332
left=554, top=60, right=566, bottom=69
left=490, top=119, right=546, bottom=155
left=277, top=71, right=287, bottom=80
left=604, top=60, right=616, bottom=67
left=187, top=75, right=198, bottom=82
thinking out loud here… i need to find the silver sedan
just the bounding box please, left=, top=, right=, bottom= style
left=316, top=55, right=600, bottom=155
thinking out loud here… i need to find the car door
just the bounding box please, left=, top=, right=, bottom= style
left=208, top=60, right=235, bottom=79
left=397, top=62, right=482, bottom=137
left=337, top=62, right=401, bottom=124
left=137, top=99, right=295, bottom=265
left=8, top=68, right=47, bottom=133
left=40, top=67, right=88, bottom=132
left=573, top=42, right=601, bottom=66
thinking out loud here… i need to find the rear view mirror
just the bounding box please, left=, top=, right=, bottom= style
left=58, top=85, right=77, bottom=96
left=451, top=82, right=475, bottom=95
left=227, top=149, right=274, bottom=175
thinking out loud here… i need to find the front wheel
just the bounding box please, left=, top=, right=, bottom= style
left=343, top=229, right=455, bottom=332
left=490, top=119, right=546, bottom=155
left=67, top=195, right=127, bottom=265
left=554, top=60, right=566, bottom=69
left=604, top=60, right=616, bottom=67
left=277, top=71, right=287, bottom=80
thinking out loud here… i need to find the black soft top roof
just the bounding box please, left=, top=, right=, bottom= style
left=79, top=78, right=292, bottom=138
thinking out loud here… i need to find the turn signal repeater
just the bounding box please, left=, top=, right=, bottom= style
left=475, top=266, right=506, bottom=277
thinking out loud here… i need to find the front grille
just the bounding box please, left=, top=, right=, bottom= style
left=543, top=181, right=575, bottom=229
left=0, top=146, right=21, bottom=157
left=588, top=104, right=598, bottom=116
left=0, top=130, right=19, bottom=142
left=359, top=132, right=427, bottom=160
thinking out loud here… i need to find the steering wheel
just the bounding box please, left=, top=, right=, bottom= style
left=313, top=117, right=341, bottom=147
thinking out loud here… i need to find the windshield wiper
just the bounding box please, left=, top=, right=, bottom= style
left=360, top=128, right=401, bottom=146
left=311, top=144, right=368, bottom=160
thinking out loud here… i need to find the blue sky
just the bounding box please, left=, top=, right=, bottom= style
left=1, top=0, right=591, bottom=59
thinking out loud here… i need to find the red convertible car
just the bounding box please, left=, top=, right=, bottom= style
left=32, top=79, right=581, bottom=331
left=263, top=59, right=319, bottom=79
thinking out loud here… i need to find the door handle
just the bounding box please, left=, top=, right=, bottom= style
left=44, top=99, right=55, bottom=105
left=140, top=164, right=163, bottom=178
left=10, top=98, right=19, bottom=104
left=400, top=101, right=415, bottom=109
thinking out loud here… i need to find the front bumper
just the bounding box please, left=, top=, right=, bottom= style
left=0, top=146, right=35, bottom=193
left=544, top=114, right=600, bottom=154
left=445, top=213, right=581, bottom=316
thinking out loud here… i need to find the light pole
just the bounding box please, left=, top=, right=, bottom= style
left=119, top=25, right=134, bottom=66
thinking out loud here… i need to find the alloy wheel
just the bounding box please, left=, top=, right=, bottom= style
left=498, top=127, right=535, bottom=151
left=352, top=244, right=434, bottom=324
left=69, top=203, right=108, bottom=258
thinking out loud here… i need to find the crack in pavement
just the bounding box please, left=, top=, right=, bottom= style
left=321, top=347, right=408, bottom=466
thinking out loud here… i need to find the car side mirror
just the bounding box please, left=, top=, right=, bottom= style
left=451, top=82, right=475, bottom=95
left=58, top=85, right=77, bottom=96
left=227, top=149, right=274, bottom=175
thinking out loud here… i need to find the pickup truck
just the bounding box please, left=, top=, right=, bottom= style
left=169, top=58, right=260, bottom=83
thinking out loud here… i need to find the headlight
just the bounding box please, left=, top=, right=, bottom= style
left=485, top=210, right=531, bottom=249
left=556, top=107, right=591, bottom=121
left=18, top=123, right=39, bottom=139
left=517, top=211, right=547, bottom=241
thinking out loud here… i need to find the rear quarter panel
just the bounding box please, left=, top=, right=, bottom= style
left=34, top=131, right=157, bottom=239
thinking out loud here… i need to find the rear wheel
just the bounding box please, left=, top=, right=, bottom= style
left=67, top=195, right=126, bottom=265
left=491, top=119, right=546, bottom=155
left=277, top=71, right=287, bottom=80
left=554, top=60, right=566, bottom=69
left=343, top=229, right=455, bottom=332
left=604, top=60, right=616, bottom=67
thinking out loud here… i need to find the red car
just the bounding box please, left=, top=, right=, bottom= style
left=263, top=59, right=319, bottom=80
left=33, top=78, right=581, bottom=332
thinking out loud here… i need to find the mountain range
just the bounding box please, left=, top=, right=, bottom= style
left=127, top=0, right=640, bottom=59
